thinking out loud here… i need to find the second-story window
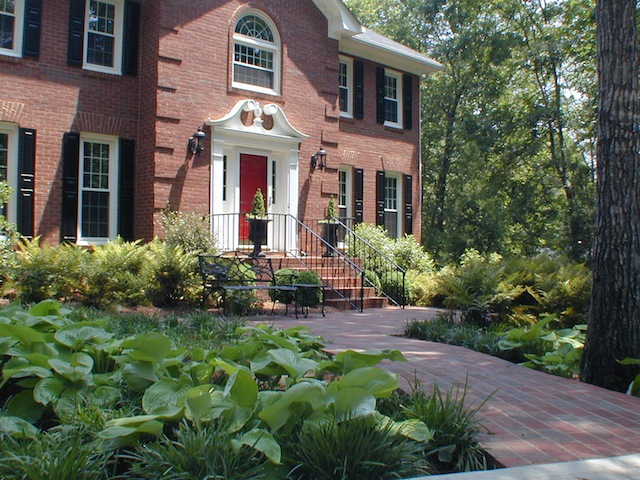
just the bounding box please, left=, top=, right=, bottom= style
left=85, top=0, right=123, bottom=73
left=384, top=70, right=402, bottom=127
left=339, top=56, right=353, bottom=117
left=0, top=0, right=24, bottom=57
left=232, top=12, right=280, bottom=95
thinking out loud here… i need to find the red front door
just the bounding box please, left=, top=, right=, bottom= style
left=239, top=154, right=268, bottom=241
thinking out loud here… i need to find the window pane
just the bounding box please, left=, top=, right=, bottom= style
left=385, top=177, right=397, bottom=210
left=83, top=141, right=110, bottom=190
left=0, top=132, right=7, bottom=182
left=81, top=190, right=109, bottom=237
left=87, top=0, right=115, bottom=67
left=384, top=211, right=398, bottom=238
left=235, top=15, right=274, bottom=42
left=338, top=171, right=347, bottom=207
left=0, top=10, right=14, bottom=50
left=234, top=63, right=273, bottom=89
left=0, top=132, right=7, bottom=218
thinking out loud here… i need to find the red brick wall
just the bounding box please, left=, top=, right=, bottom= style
left=1, top=0, right=422, bottom=243
left=152, top=0, right=422, bottom=240
left=0, top=0, right=141, bottom=243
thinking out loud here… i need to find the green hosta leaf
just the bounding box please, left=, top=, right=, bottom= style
left=235, top=429, right=282, bottom=464
left=255, top=333, right=299, bottom=352
left=331, top=367, right=398, bottom=398
left=332, top=349, right=406, bottom=373
left=259, top=382, right=327, bottom=431
left=93, top=385, right=122, bottom=407
left=2, top=357, right=53, bottom=387
left=48, top=352, right=94, bottom=383
left=390, top=418, right=433, bottom=442
left=333, top=387, right=376, bottom=421
left=34, top=376, right=65, bottom=405
left=225, top=369, right=259, bottom=408
left=229, top=404, right=256, bottom=433
left=0, top=415, right=39, bottom=439
left=0, top=324, right=47, bottom=349
left=27, top=299, right=68, bottom=317
left=54, top=324, right=113, bottom=349
left=142, top=378, right=193, bottom=413
left=122, top=361, right=159, bottom=392
left=122, top=332, right=175, bottom=364
left=252, top=349, right=318, bottom=379
left=217, top=342, right=262, bottom=362
left=185, top=389, right=213, bottom=425
left=7, top=390, right=45, bottom=423
left=98, top=420, right=165, bottom=449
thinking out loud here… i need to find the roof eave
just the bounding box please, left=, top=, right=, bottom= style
left=340, top=35, right=443, bottom=76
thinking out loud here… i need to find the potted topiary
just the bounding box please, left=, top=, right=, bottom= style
left=246, top=188, right=269, bottom=257
left=320, top=196, right=339, bottom=257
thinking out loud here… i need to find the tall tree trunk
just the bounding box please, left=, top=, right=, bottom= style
left=581, top=0, right=640, bottom=392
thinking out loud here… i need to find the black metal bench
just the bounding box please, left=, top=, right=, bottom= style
left=199, top=252, right=298, bottom=316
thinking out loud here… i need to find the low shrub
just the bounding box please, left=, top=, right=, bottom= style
left=160, top=208, right=217, bottom=255
left=124, top=421, right=267, bottom=480
left=145, top=240, right=199, bottom=307
left=269, top=268, right=298, bottom=305
left=404, top=316, right=503, bottom=357
left=10, top=237, right=60, bottom=303
left=286, top=415, right=430, bottom=479
left=295, top=270, right=322, bottom=308
left=400, top=380, right=492, bottom=473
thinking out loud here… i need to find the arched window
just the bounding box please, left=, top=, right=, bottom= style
left=232, top=12, right=280, bottom=95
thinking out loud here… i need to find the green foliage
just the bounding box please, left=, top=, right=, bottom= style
left=295, top=270, right=322, bottom=308
left=325, top=195, right=337, bottom=220
left=0, top=302, right=492, bottom=476
left=404, top=316, right=503, bottom=357
left=437, top=250, right=524, bottom=325
left=144, top=240, right=199, bottom=307
left=83, top=238, right=149, bottom=307
left=399, top=380, right=492, bottom=473
left=0, top=425, right=114, bottom=480
left=161, top=209, right=217, bottom=255
left=124, top=421, right=267, bottom=479
left=0, top=182, right=16, bottom=291
left=248, top=188, right=267, bottom=218
left=286, top=415, right=430, bottom=479
left=269, top=268, right=298, bottom=305
left=498, top=315, right=586, bottom=378
left=11, top=237, right=66, bottom=303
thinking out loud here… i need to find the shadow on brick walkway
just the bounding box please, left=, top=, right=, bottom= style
left=265, top=306, right=640, bottom=469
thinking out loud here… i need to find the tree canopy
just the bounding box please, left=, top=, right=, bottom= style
left=345, top=0, right=596, bottom=262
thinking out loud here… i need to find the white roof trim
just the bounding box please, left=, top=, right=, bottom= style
left=206, top=99, right=308, bottom=140
left=312, top=0, right=442, bottom=76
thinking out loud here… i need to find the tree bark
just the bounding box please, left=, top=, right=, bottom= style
left=580, top=0, right=640, bottom=391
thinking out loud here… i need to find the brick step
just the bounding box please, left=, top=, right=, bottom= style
left=325, top=296, right=389, bottom=310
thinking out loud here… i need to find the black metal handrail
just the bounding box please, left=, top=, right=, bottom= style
left=210, top=212, right=405, bottom=310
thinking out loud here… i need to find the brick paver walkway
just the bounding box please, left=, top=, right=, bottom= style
left=268, top=307, right=640, bottom=468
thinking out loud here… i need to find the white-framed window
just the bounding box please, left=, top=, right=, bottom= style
left=0, top=0, right=25, bottom=57
left=78, top=133, right=119, bottom=244
left=338, top=168, right=352, bottom=220
left=0, top=123, right=17, bottom=223
left=84, top=0, right=124, bottom=74
left=384, top=174, right=401, bottom=238
left=339, top=56, right=353, bottom=117
left=384, top=69, right=403, bottom=128
left=232, top=11, right=280, bottom=96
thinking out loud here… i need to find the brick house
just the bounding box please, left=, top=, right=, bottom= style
left=1, top=0, right=440, bottom=250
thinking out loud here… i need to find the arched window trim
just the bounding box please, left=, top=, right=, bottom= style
left=232, top=9, right=281, bottom=96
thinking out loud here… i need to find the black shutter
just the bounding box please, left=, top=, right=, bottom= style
left=17, top=129, right=36, bottom=238
left=354, top=168, right=363, bottom=224
left=61, top=133, right=80, bottom=242
left=23, top=0, right=42, bottom=58
left=354, top=60, right=364, bottom=120
left=403, top=75, right=413, bottom=131
left=122, top=1, right=140, bottom=76
left=376, top=67, right=385, bottom=124
left=67, top=0, right=85, bottom=67
left=404, top=174, right=413, bottom=235
left=376, top=170, right=385, bottom=226
left=118, top=139, right=135, bottom=240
